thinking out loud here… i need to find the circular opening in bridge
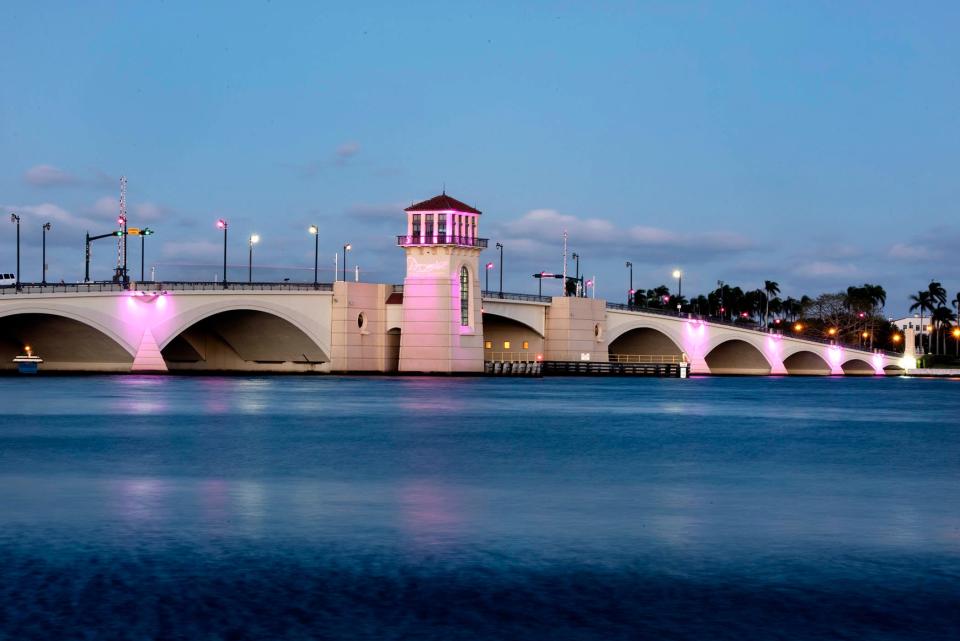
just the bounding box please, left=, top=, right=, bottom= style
left=357, top=312, right=367, bottom=330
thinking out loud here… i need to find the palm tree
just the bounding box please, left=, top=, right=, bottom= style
left=909, top=290, right=934, bottom=354
left=932, top=306, right=954, bottom=356
left=928, top=281, right=947, bottom=307
left=763, top=280, right=780, bottom=327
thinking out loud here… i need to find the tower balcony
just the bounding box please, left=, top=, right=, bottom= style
left=397, top=235, right=488, bottom=248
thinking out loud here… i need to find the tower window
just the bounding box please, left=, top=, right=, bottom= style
left=412, top=214, right=421, bottom=239
left=425, top=214, right=434, bottom=241
left=460, top=266, right=470, bottom=326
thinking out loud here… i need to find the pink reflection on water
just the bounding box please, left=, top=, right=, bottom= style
left=114, top=478, right=169, bottom=523
left=398, top=479, right=463, bottom=550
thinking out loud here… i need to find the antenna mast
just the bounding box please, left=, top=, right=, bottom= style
left=562, top=229, right=568, bottom=296
left=115, top=176, right=128, bottom=282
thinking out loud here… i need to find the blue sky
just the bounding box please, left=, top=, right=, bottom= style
left=2, top=1, right=957, bottom=315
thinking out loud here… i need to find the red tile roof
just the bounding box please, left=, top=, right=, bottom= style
left=404, top=193, right=481, bottom=215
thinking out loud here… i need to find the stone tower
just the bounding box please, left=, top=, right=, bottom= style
left=397, top=193, right=486, bottom=373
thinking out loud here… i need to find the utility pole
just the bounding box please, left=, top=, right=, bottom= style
left=41, top=222, right=51, bottom=284
left=10, top=214, right=20, bottom=290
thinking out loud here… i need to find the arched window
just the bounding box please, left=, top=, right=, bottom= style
left=460, top=266, right=470, bottom=326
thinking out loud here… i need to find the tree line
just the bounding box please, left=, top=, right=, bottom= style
left=631, top=280, right=960, bottom=355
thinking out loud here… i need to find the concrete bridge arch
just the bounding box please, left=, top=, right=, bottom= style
left=0, top=303, right=137, bottom=371
left=154, top=298, right=331, bottom=369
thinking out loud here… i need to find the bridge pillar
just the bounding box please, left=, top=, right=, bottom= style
left=130, top=328, right=168, bottom=372
left=330, top=282, right=393, bottom=372
left=543, top=296, right=607, bottom=362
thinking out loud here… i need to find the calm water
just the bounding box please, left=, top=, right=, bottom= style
left=0, top=375, right=957, bottom=640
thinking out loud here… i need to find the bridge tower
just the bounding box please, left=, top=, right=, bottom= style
left=397, top=192, right=486, bottom=372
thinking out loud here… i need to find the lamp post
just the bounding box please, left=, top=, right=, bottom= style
left=625, top=261, right=633, bottom=306
left=248, top=234, right=260, bottom=283
left=309, top=225, right=319, bottom=287
left=342, top=243, right=351, bottom=282
left=41, top=222, right=51, bottom=285
left=10, top=214, right=20, bottom=290
left=216, top=218, right=228, bottom=288
left=572, top=252, right=580, bottom=296
left=485, top=261, right=494, bottom=292
left=496, top=242, right=504, bottom=297
left=673, top=269, right=682, bottom=313
left=140, top=228, right=154, bottom=281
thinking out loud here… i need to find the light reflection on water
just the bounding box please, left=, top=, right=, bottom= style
left=0, top=375, right=957, bottom=639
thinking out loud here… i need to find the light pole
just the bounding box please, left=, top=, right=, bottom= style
left=41, top=222, right=51, bottom=285
left=342, top=243, right=351, bottom=282
left=572, top=252, right=580, bottom=296
left=485, top=261, right=494, bottom=292
left=309, top=225, right=319, bottom=287
left=10, top=214, right=20, bottom=290
left=673, top=269, right=682, bottom=313
left=496, top=242, right=503, bottom=297
left=625, top=261, right=633, bottom=306
left=216, top=218, right=228, bottom=288
left=140, top=228, right=154, bottom=281
left=248, top=234, right=260, bottom=283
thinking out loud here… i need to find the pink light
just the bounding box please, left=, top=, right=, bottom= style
left=216, top=218, right=227, bottom=229
left=486, top=262, right=495, bottom=270
left=872, top=353, right=884, bottom=374
left=827, top=345, right=843, bottom=367
left=156, top=295, right=167, bottom=310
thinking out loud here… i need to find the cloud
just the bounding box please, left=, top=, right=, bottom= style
left=3, top=202, right=99, bottom=230
left=791, top=260, right=861, bottom=278
left=160, top=240, right=221, bottom=260
left=495, top=209, right=754, bottom=264
left=334, top=141, right=361, bottom=165
left=345, top=202, right=404, bottom=222
left=23, top=165, right=78, bottom=187
left=289, top=141, right=363, bottom=177
left=888, top=242, right=943, bottom=262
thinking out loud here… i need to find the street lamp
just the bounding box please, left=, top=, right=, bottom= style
left=496, top=242, right=504, bottom=297
left=342, top=243, right=351, bottom=282
left=216, top=218, right=228, bottom=288
left=572, top=252, right=580, bottom=297
left=41, top=222, right=51, bottom=285
left=308, top=225, right=319, bottom=287
left=485, top=261, right=495, bottom=292
left=625, top=261, right=633, bottom=306
left=140, top=228, right=154, bottom=281
left=672, top=269, right=682, bottom=312
left=10, top=213, right=20, bottom=290
left=248, top=234, right=260, bottom=283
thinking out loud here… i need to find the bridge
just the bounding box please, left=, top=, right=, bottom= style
left=0, top=281, right=908, bottom=375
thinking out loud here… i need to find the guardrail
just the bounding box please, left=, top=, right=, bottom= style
left=0, top=281, right=335, bottom=295
left=609, top=353, right=681, bottom=364
left=605, top=302, right=900, bottom=357
left=482, top=291, right=552, bottom=303
left=485, top=351, right=539, bottom=363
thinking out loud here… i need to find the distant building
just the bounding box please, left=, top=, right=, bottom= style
left=891, top=315, right=929, bottom=333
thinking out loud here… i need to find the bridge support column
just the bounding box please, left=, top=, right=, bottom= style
left=131, top=328, right=168, bottom=372
left=687, top=356, right=710, bottom=375
left=543, top=296, right=607, bottom=362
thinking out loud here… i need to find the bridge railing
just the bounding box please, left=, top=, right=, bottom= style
left=0, top=281, right=335, bottom=295
left=609, top=353, right=682, bottom=364
left=485, top=351, right=540, bottom=362
left=482, top=290, right=552, bottom=303
left=606, top=301, right=900, bottom=357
